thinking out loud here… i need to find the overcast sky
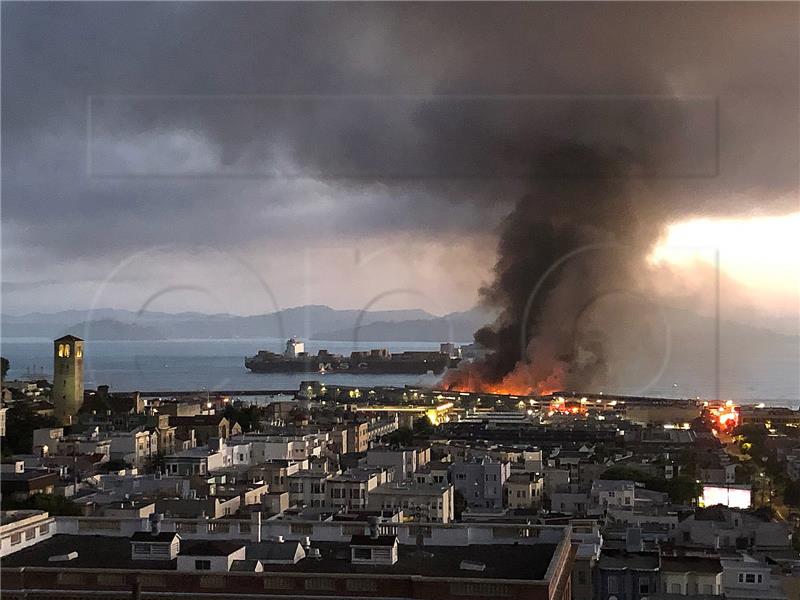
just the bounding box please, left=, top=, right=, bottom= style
left=2, top=2, right=798, bottom=323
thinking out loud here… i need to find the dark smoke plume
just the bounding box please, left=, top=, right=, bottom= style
left=444, top=142, right=660, bottom=394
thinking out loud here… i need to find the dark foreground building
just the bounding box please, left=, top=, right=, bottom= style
left=1, top=521, right=575, bottom=600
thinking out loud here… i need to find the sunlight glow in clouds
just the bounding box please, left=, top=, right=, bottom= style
left=650, top=212, right=800, bottom=294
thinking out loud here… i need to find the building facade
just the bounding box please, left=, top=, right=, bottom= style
left=450, top=458, right=510, bottom=509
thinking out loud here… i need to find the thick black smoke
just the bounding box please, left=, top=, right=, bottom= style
left=445, top=142, right=655, bottom=392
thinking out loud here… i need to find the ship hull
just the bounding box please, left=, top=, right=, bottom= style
left=245, top=358, right=453, bottom=374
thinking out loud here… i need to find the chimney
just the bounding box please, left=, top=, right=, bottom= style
left=252, top=511, right=262, bottom=543
left=149, top=513, right=163, bottom=536
left=368, top=516, right=380, bottom=539
left=625, top=527, right=643, bottom=553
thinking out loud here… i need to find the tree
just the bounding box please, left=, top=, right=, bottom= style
left=600, top=465, right=701, bottom=505
left=454, top=489, right=467, bottom=520
left=223, top=403, right=262, bottom=433
left=668, top=476, right=704, bottom=505
left=1, top=493, right=81, bottom=516
left=1, top=356, right=9, bottom=380
left=101, top=458, right=132, bottom=473
left=784, top=480, right=800, bottom=508
left=384, top=427, right=414, bottom=448
left=412, top=416, right=434, bottom=437
left=3, top=403, right=58, bottom=455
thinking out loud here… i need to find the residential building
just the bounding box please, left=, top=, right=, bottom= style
left=0, top=469, right=59, bottom=501
left=1, top=521, right=576, bottom=600
left=550, top=487, right=591, bottom=515
left=570, top=520, right=602, bottom=600
left=368, top=481, right=455, bottom=523
left=523, top=448, right=544, bottom=473
left=156, top=496, right=241, bottom=519
left=32, top=427, right=64, bottom=454
left=169, top=415, right=240, bottom=444
left=108, top=428, right=157, bottom=467
left=414, top=460, right=450, bottom=485
left=327, top=468, right=387, bottom=511
left=250, top=460, right=303, bottom=493
left=738, top=407, right=800, bottom=428
left=346, top=421, right=369, bottom=453
left=673, top=507, right=792, bottom=550
left=0, top=511, right=55, bottom=558
left=721, top=554, right=788, bottom=600
left=450, top=457, right=510, bottom=509
left=506, top=472, right=544, bottom=510
left=660, top=555, right=723, bottom=596
left=366, top=447, right=417, bottom=480
left=592, top=480, right=635, bottom=510
left=164, top=446, right=225, bottom=476
left=288, top=471, right=329, bottom=508
left=595, top=548, right=660, bottom=600
left=545, top=468, right=571, bottom=496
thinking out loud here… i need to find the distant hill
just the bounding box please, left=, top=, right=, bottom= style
left=311, top=307, right=493, bottom=342
left=5, top=305, right=796, bottom=353
left=2, top=305, right=439, bottom=340
left=62, top=319, right=165, bottom=341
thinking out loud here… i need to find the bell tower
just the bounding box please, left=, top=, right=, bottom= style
left=52, top=335, right=84, bottom=425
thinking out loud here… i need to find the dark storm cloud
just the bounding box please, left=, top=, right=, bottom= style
left=2, top=2, right=798, bottom=278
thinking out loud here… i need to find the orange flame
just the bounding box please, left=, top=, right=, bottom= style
left=442, top=360, right=565, bottom=397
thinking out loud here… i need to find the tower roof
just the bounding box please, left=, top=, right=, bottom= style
left=54, top=334, right=83, bottom=342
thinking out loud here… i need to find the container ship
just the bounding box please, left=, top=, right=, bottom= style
left=245, top=338, right=460, bottom=374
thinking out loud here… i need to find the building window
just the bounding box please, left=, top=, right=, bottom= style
left=608, top=577, right=619, bottom=593
left=195, top=559, right=212, bottom=570
left=410, top=525, right=432, bottom=538
left=290, top=523, right=313, bottom=535
left=39, top=524, right=50, bottom=535
left=451, top=583, right=511, bottom=597
left=347, top=579, right=378, bottom=592
left=639, top=581, right=650, bottom=594
left=200, top=575, right=225, bottom=588
left=353, top=547, right=372, bottom=560
left=342, top=524, right=364, bottom=536
left=25, top=528, right=36, bottom=541
left=10, top=533, right=22, bottom=545
left=139, top=575, right=165, bottom=588
left=97, top=574, right=125, bottom=586
left=305, top=578, right=336, bottom=591
left=264, top=577, right=295, bottom=590
left=76, top=346, right=83, bottom=358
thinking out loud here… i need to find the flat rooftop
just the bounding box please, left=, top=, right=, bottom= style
left=371, top=482, right=451, bottom=495
left=3, top=534, right=558, bottom=580
left=0, top=510, right=49, bottom=527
